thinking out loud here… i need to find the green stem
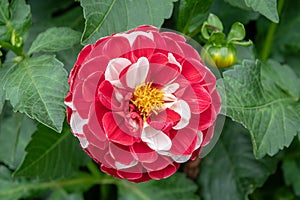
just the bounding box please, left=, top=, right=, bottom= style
left=260, top=0, right=285, bottom=61
left=0, top=176, right=116, bottom=197
left=187, top=26, right=202, bottom=38
left=0, top=40, right=24, bottom=57
left=87, top=160, right=102, bottom=178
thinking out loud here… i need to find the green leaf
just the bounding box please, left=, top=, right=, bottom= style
left=48, top=189, right=84, bottom=200
left=282, top=157, right=300, bottom=197
left=14, top=123, right=89, bottom=179
left=0, top=112, right=36, bottom=169
left=282, top=141, right=300, bottom=197
left=28, top=27, right=81, bottom=55
left=273, top=1, right=300, bottom=54
left=118, top=173, right=199, bottom=200
left=0, top=0, right=31, bottom=41
left=80, top=0, right=177, bottom=44
left=0, top=55, right=68, bottom=132
left=227, top=22, right=246, bottom=42
left=0, top=166, right=30, bottom=200
left=0, top=1, right=9, bottom=24
left=198, top=119, right=278, bottom=200
left=10, top=0, right=31, bottom=36
left=218, top=60, right=300, bottom=158
left=177, top=0, right=213, bottom=33
left=224, top=0, right=278, bottom=22
left=211, top=0, right=259, bottom=33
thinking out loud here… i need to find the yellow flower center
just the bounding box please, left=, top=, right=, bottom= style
left=131, top=82, right=164, bottom=120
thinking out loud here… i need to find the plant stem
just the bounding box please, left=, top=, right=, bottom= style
left=87, top=160, right=102, bottom=178
left=0, top=40, right=24, bottom=57
left=260, top=0, right=285, bottom=61
left=0, top=176, right=116, bottom=197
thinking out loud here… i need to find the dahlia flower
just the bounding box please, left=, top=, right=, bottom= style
left=65, top=25, right=221, bottom=182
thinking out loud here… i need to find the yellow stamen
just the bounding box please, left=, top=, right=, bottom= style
left=131, top=82, right=164, bottom=120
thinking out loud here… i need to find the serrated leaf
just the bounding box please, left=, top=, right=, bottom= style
left=80, top=0, right=177, bottom=44
left=0, top=55, right=68, bottom=132
left=225, top=0, right=278, bottom=22
left=118, top=173, right=199, bottom=200
left=14, top=123, right=89, bottom=179
left=218, top=60, right=300, bottom=158
left=198, top=119, right=278, bottom=200
left=0, top=111, right=36, bottom=169
left=28, top=27, right=81, bottom=55
left=177, top=0, right=213, bottom=33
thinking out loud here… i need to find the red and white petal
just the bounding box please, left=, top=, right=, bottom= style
left=116, top=31, right=154, bottom=46
left=142, top=155, right=172, bottom=171
left=141, top=124, right=172, bottom=152
left=105, top=58, right=132, bottom=87
left=77, top=136, right=89, bottom=148
left=161, top=83, right=179, bottom=94
left=168, top=53, right=182, bottom=72
left=130, top=141, right=158, bottom=163
left=109, top=143, right=137, bottom=169
left=125, top=57, right=149, bottom=88
left=168, top=100, right=191, bottom=130
left=70, top=111, right=88, bottom=135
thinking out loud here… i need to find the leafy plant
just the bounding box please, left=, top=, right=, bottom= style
left=0, top=0, right=299, bottom=199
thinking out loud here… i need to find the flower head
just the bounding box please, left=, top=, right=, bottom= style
left=65, top=25, right=221, bottom=182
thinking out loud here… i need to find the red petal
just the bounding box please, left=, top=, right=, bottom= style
left=128, top=25, right=158, bottom=33
left=142, top=155, right=172, bottom=171
left=148, top=163, right=179, bottom=180
left=132, top=35, right=156, bottom=58
left=202, top=126, right=215, bottom=146
left=181, top=59, right=205, bottom=83
left=82, top=71, right=104, bottom=102
left=78, top=56, right=109, bottom=79
left=130, top=141, right=158, bottom=163
left=109, top=143, right=135, bottom=165
left=148, top=108, right=181, bottom=131
left=169, top=128, right=198, bottom=156
left=83, top=124, right=107, bottom=149
left=129, top=173, right=152, bottom=183
left=98, top=80, right=123, bottom=111
left=150, top=63, right=180, bottom=86
left=75, top=44, right=93, bottom=66
left=102, top=36, right=131, bottom=59
left=103, top=112, right=136, bottom=145
left=163, top=37, right=184, bottom=59
left=161, top=32, right=186, bottom=43
left=178, top=41, right=201, bottom=60
left=117, top=164, right=143, bottom=180
left=149, top=52, right=168, bottom=64
left=152, top=32, right=167, bottom=50
left=182, top=84, right=212, bottom=114
left=73, top=83, right=91, bottom=119
left=86, top=144, right=107, bottom=165
left=101, top=165, right=122, bottom=179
